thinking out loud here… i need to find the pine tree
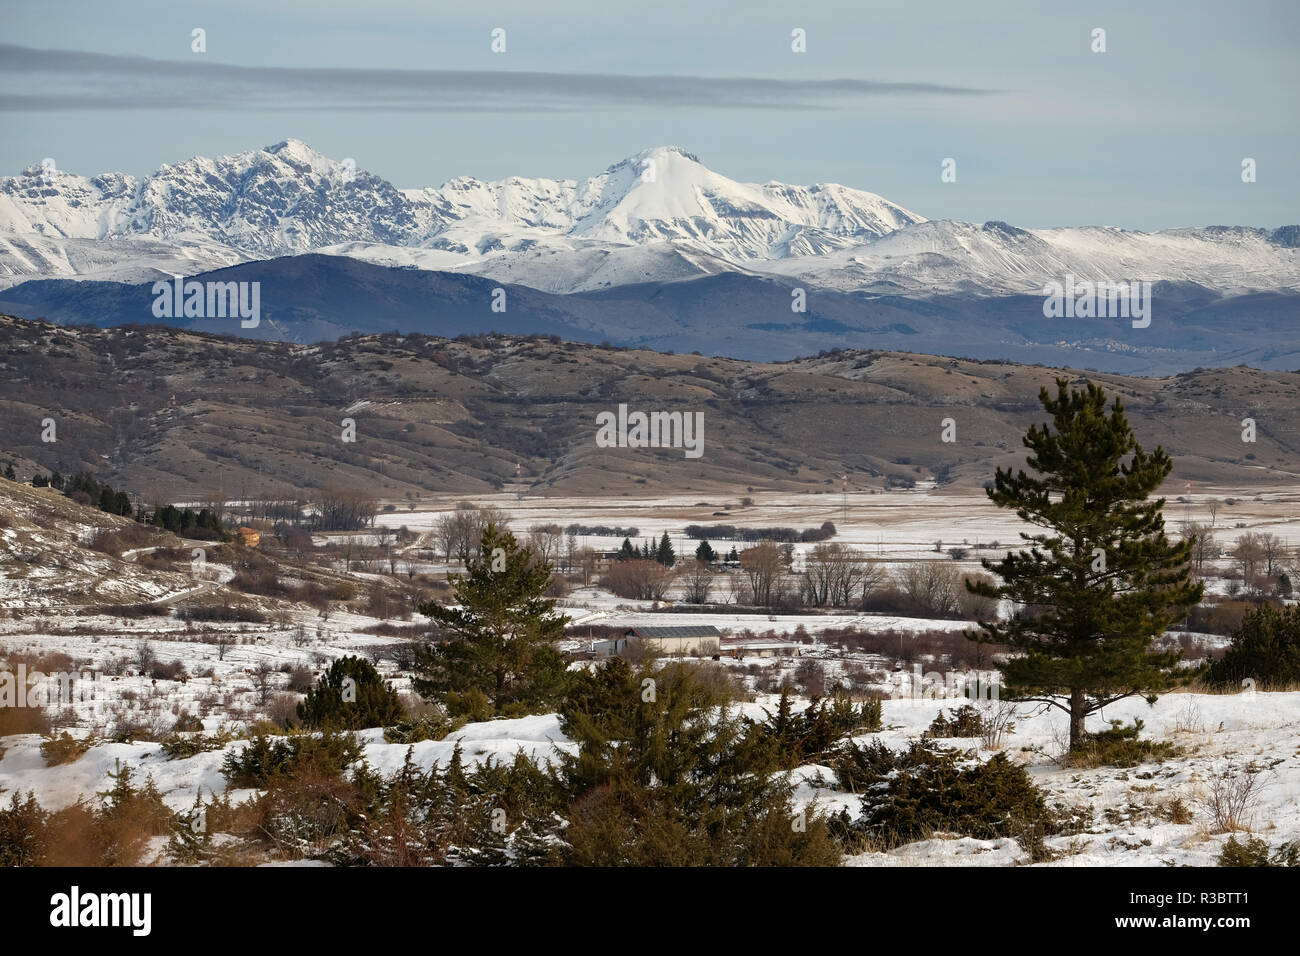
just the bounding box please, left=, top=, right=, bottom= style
left=656, top=531, right=676, bottom=567
left=967, top=379, right=1203, bottom=751
left=1207, top=603, right=1300, bottom=687
left=617, top=537, right=637, bottom=562
left=414, top=524, right=571, bottom=713
left=556, top=659, right=838, bottom=865
left=297, top=655, right=406, bottom=730
left=2, top=463, right=14, bottom=481
left=695, top=539, right=717, bottom=563
left=727, top=546, right=739, bottom=563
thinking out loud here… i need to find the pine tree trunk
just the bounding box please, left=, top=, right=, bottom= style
left=1068, top=687, right=1086, bottom=750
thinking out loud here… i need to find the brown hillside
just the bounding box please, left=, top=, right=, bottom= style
left=1, top=314, right=1296, bottom=502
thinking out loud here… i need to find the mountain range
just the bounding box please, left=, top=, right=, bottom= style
left=0, top=140, right=1297, bottom=372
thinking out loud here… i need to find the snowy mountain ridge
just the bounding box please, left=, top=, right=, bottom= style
left=1, top=139, right=1296, bottom=297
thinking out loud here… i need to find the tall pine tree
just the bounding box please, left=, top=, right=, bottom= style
left=656, top=531, right=676, bottom=567
left=967, top=379, right=1202, bottom=751
left=414, top=524, right=571, bottom=714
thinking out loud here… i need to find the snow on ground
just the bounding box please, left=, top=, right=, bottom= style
left=0, top=714, right=572, bottom=814
left=3, top=689, right=1295, bottom=867
left=376, top=489, right=1300, bottom=563
left=559, top=590, right=971, bottom=638
left=827, top=691, right=1300, bottom=867
left=3, top=484, right=1296, bottom=865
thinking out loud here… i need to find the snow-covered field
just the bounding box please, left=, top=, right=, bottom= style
left=2, top=483, right=1296, bottom=866
left=1, top=691, right=1294, bottom=867
left=376, top=488, right=1300, bottom=567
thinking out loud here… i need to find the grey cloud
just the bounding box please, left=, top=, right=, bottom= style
left=0, top=45, right=996, bottom=112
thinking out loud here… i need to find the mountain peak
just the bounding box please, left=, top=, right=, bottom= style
left=259, top=138, right=340, bottom=174
left=265, top=137, right=321, bottom=158
left=623, top=145, right=704, bottom=166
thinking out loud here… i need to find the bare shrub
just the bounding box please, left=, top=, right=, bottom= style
left=1171, top=696, right=1204, bottom=735
left=1203, top=762, right=1270, bottom=833
left=87, top=523, right=159, bottom=556
left=150, top=659, right=189, bottom=682
left=266, top=692, right=301, bottom=729
left=793, top=660, right=826, bottom=698
left=286, top=665, right=315, bottom=693
left=979, top=699, right=1019, bottom=750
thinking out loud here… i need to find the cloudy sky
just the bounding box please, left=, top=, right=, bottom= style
left=2, top=0, right=1295, bottom=229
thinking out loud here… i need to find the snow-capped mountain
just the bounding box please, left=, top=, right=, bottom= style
left=402, top=146, right=920, bottom=258
left=0, top=141, right=921, bottom=288
left=751, top=219, right=1300, bottom=297
left=0, top=140, right=433, bottom=255
left=0, top=139, right=1296, bottom=297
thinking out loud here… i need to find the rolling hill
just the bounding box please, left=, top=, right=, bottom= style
left=1, top=313, right=1296, bottom=503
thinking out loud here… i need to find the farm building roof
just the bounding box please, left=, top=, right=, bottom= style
left=625, top=625, right=722, bottom=639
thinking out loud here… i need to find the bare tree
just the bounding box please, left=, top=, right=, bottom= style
left=1234, top=533, right=1264, bottom=592
left=134, top=640, right=156, bottom=675
left=1206, top=498, right=1220, bottom=528
left=203, top=489, right=228, bottom=527
left=1182, top=521, right=1216, bottom=576
left=315, top=487, right=378, bottom=531
left=899, top=560, right=961, bottom=617
left=433, top=503, right=513, bottom=564
left=527, top=523, right=564, bottom=567
left=602, top=559, right=675, bottom=601
left=680, top=559, right=715, bottom=604
left=802, top=542, right=882, bottom=607
left=431, top=513, right=456, bottom=563
left=251, top=660, right=277, bottom=706
left=1285, top=544, right=1300, bottom=591
left=576, top=547, right=598, bottom=587
left=1258, top=533, right=1286, bottom=579
left=802, top=542, right=842, bottom=606
left=739, top=541, right=786, bottom=606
